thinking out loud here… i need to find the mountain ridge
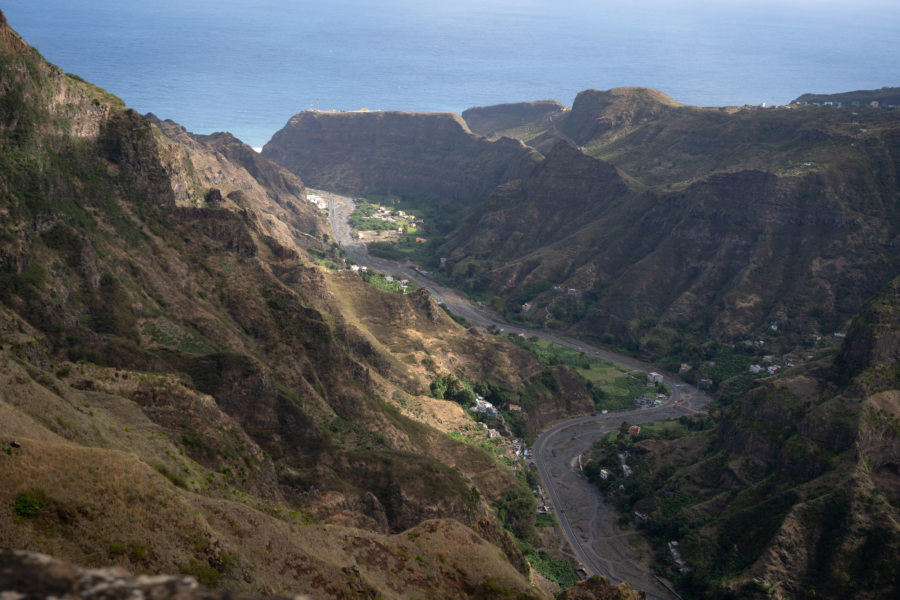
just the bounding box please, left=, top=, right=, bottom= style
left=2, top=7, right=899, bottom=599
left=0, top=12, right=586, bottom=597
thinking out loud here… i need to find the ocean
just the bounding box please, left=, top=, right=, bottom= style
left=4, top=0, right=898, bottom=148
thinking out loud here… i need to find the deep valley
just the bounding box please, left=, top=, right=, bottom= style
left=1, top=9, right=898, bottom=600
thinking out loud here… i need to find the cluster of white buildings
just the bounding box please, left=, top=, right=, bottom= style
left=470, top=395, right=499, bottom=418
left=749, top=363, right=782, bottom=375
left=366, top=206, right=424, bottom=229
left=306, top=193, right=328, bottom=211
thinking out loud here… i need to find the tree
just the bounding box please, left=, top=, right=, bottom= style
left=452, top=386, right=477, bottom=408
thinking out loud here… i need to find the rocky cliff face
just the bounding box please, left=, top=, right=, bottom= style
left=262, top=109, right=541, bottom=204
left=558, top=87, right=681, bottom=148
left=433, top=89, right=900, bottom=355
left=443, top=142, right=628, bottom=264
left=0, top=12, right=551, bottom=599
left=838, top=276, right=900, bottom=381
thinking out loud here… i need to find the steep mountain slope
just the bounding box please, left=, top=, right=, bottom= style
left=262, top=85, right=900, bottom=377
left=440, top=144, right=899, bottom=346
left=583, top=276, right=900, bottom=599
left=430, top=89, right=900, bottom=366
left=0, top=12, right=570, bottom=598
left=261, top=109, right=541, bottom=205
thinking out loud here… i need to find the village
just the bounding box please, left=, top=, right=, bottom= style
left=349, top=199, right=425, bottom=241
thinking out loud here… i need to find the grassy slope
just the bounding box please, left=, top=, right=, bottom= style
left=0, top=14, right=555, bottom=598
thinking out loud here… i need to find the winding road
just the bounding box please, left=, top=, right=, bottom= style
left=321, top=190, right=709, bottom=599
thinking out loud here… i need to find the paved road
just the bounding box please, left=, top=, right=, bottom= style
left=532, top=397, right=707, bottom=600
left=321, top=190, right=708, bottom=599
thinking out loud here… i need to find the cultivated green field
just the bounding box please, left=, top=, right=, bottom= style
left=507, top=335, right=650, bottom=410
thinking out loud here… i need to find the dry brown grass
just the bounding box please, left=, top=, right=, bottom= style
left=0, top=434, right=543, bottom=599
left=0, top=349, right=543, bottom=597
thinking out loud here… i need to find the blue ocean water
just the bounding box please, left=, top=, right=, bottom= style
left=4, top=0, right=898, bottom=148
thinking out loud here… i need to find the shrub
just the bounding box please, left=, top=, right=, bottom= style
left=180, top=558, right=222, bottom=585
left=523, top=547, right=579, bottom=589
left=12, top=489, right=50, bottom=518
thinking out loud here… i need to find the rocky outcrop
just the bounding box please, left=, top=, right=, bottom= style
left=442, top=141, right=628, bottom=264
left=612, top=277, right=900, bottom=599
left=262, top=110, right=541, bottom=204
left=177, top=208, right=259, bottom=257
left=0, top=549, right=303, bottom=600
left=0, top=10, right=30, bottom=54
left=199, top=132, right=307, bottom=201
left=99, top=109, right=177, bottom=207
left=558, top=87, right=681, bottom=146
left=147, top=116, right=309, bottom=208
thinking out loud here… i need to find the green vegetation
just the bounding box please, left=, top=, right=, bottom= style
left=305, top=244, right=347, bottom=270
left=492, top=467, right=579, bottom=588
left=65, top=72, right=125, bottom=109
left=581, top=413, right=840, bottom=598
left=438, top=303, right=470, bottom=327
left=349, top=199, right=420, bottom=232
left=12, top=489, right=50, bottom=518
left=506, top=335, right=653, bottom=410
left=535, top=513, right=556, bottom=527
left=352, top=189, right=463, bottom=269
left=367, top=233, right=437, bottom=265
left=366, top=241, right=408, bottom=261
left=179, top=552, right=236, bottom=586
left=359, top=269, right=417, bottom=294
left=430, top=374, right=477, bottom=407
left=153, top=463, right=189, bottom=490
left=142, top=321, right=216, bottom=354
left=521, top=544, right=579, bottom=589
left=493, top=472, right=537, bottom=543
left=506, top=335, right=592, bottom=369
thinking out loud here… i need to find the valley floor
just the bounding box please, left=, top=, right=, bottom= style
left=322, top=188, right=713, bottom=598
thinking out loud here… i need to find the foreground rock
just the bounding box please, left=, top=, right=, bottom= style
left=0, top=549, right=304, bottom=600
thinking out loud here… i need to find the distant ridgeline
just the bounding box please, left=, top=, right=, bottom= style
left=792, top=86, right=900, bottom=107
left=265, top=87, right=900, bottom=390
